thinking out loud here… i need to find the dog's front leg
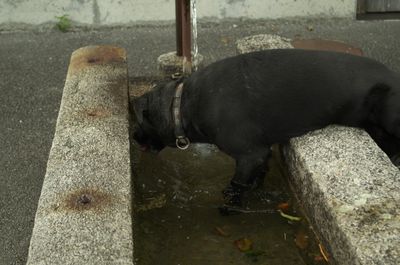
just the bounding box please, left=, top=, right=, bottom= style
left=222, top=149, right=271, bottom=206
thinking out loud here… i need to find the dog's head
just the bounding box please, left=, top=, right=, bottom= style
left=132, top=92, right=166, bottom=153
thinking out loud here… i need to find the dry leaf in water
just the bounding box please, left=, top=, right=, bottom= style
left=314, top=255, right=326, bottom=262
left=234, top=238, right=253, bottom=252
left=277, top=202, right=290, bottom=211
left=214, top=226, right=230, bottom=237
left=294, top=229, right=309, bottom=250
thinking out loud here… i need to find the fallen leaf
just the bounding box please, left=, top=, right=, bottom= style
left=214, top=226, right=230, bottom=237
left=277, top=202, right=290, bottom=211
left=278, top=210, right=301, bottom=222
left=314, top=255, right=326, bottom=262
left=137, top=193, right=167, bottom=212
left=294, top=229, right=309, bottom=250
left=234, top=238, right=253, bottom=252
left=318, top=243, right=330, bottom=262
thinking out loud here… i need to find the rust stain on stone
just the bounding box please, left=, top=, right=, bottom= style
left=59, top=188, right=113, bottom=212
left=291, top=39, right=363, bottom=56
left=85, top=108, right=110, bottom=118
left=68, top=45, right=127, bottom=76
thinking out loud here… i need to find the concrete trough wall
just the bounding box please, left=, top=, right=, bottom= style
left=284, top=126, right=400, bottom=264
left=27, top=46, right=134, bottom=265
left=26, top=37, right=400, bottom=264
left=236, top=36, right=400, bottom=264
left=0, top=0, right=356, bottom=26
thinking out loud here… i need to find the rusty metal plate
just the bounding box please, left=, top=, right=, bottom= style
left=291, top=39, right=363, bottom=56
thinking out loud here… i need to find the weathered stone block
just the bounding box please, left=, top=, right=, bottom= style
left=27, top=46, right=134, bottom=265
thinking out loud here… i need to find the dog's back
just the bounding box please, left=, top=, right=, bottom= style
left=185, top=49, right=399, bottom=144
left=133, top=49, right=400, bottom=201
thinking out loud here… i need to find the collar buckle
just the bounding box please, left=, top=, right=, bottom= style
left=173, top=83, right=190, bottom=150
left=176, top=137, right=190, bottom=150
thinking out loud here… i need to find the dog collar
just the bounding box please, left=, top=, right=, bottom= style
left=172, top=83, right=190, bottom=150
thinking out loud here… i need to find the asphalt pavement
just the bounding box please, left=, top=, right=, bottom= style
left=1, top=18, right=400, bottom=264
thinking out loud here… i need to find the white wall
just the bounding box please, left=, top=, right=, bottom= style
left=0, top=0, right=356, bottom=25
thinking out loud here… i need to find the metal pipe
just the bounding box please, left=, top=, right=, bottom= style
left=181, top=0, right=192, bottom=74
left=175, top=0, right=183, bottom=56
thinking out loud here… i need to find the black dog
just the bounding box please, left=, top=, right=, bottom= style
left=132, top=49, right=400, bottom=205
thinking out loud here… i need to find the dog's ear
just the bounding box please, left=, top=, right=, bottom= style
left=133, top=96, right=149, bottom=124
left=365, top=84, right=391, bottom=123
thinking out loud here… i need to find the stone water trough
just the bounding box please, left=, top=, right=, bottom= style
left=26, top=40, right=400, bottom=265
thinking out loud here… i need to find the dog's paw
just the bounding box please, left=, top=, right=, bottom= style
left=222, top=184, right=243, bottom=206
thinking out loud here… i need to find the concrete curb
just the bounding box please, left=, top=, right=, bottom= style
left=236, top=34, right=293, bottom=53
left=284, top=126, right=400, bottom=265
left=237, top=35, right=400, bottom=264
left=27, top=46, right=133, bottom=264
left=157, top=51, right=204, bottom=77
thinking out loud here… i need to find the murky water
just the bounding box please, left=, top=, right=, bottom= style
left=130, top=80, right=328, bottom=265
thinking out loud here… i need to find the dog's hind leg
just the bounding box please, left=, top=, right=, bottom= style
left=222, top=148, right=271, bottom=206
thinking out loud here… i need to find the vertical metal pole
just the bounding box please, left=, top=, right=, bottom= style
left=180, top=0, right=192, bottom=74
left=175, top=0, right=183, bottom=56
